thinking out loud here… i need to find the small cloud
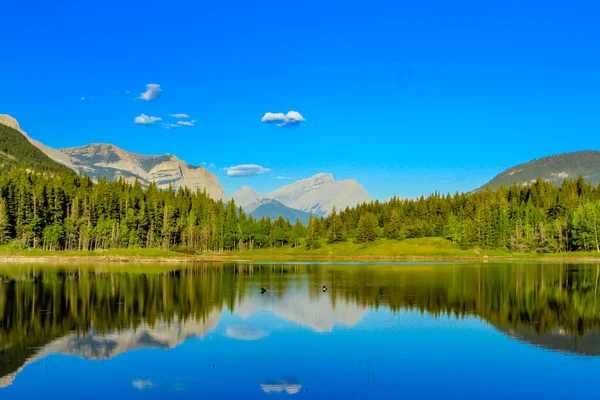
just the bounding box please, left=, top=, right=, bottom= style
left=125, top=90, right=131, bottom=94
left=169, top=113, right=189, bottom=118
left=80, top=96, right=86, bottom=101
left=209, top=163, right=215, bottom=168
left=224, top=164, right=270, bottom=177
left=132, top=380, right=154, bottom=390
left=201, top=161, right=208, bottom=166
left=225, top=326, right=269, bottom=341
left=135, top=114, right=162, bottom=125
left=177, top=121, right=194, bottom=127
left=162, top=123, right=181, bottom=130
left=276, top=176, right=294, bottom=180
left=261, top=111, right=305, bottom=127
left=139, top=83, right=161, bottom=101
left=260, top=381, right=302, bottom=395
left=80, top=96, right=93, bottom=101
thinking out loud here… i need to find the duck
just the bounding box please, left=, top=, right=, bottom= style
left=322, top=285, right=328, bottom=292
left=260, top=287, right=267, bottom=294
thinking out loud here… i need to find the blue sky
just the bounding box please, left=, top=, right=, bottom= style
left=1, top=0, right=599, bottom=199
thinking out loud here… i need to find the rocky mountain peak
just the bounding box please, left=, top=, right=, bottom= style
left=0, top=114, right=21, bottom=132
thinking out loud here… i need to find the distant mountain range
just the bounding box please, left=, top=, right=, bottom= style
left=0, top=114, right=372, bottom=219
left=230, top=173, right=372, bottom=217
left=4, top=114, right=600, bottom=218
left=483, top=151, right=600, bottom=190
left=0, top=114, right=225, bottom=200
left=245, top=198, right=312, bottom=224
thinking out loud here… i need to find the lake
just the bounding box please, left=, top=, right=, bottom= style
left=1, top=262, right=600, bottom=399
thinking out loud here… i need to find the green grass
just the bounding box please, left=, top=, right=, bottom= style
left=233, top=237, right=477, bottom=257
left=0, top=243, right=187, bottom=258
left=1, top=237, right=599, bottom=261
left=234, top=237, right=600, bottom=259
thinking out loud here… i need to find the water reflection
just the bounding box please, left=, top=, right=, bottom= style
left=1, top=262, right=600, bottom=397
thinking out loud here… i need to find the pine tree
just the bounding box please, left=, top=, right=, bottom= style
left=384, top=210, right=404, bottom=240
left=306, top=214, right=321, bottom=249
left=356, top=212, right=378, bottom=243
left=0, top=197, right=10, bottom=244
left=327, top=207, right=345, bottom=243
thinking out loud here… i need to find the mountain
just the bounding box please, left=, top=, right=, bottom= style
left=0, top=116, right=75, bottom=175
left=0, top=114, right=225, bottom=200
left=495, top=325, right=600, bottom=356
left=60, top=144, right=225, bottom=200
left=0, top=114, right=78, bottom=170
left=0, top=313, right=221, bottom=389
left=230, top=185, right=262, bottom=208
left=230, top=173, right=372, bottom=216
left=484, top=151, right=600, bottom=190
left=245, top=198, right=311, bottom=224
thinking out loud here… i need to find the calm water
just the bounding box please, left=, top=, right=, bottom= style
left=1, top=262, right=600, bottom=399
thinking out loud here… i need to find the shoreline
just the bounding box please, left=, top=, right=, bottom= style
left=1, top=253, right=600, bottom=264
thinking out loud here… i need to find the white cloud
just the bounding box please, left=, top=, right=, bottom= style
left=261, top=111, right=305, bottom=127
left=209, top=163, right=215, bottom=168
left=224, top=164, right=270, bottom=177
left=135, top=114, right=162, bottom=125
left=260, top=381, right=302, bottom=395
left=125, top=90, right=131, bottom=94
left=132, top=380, right=154, bottom=390
left=177, top=121, right=194, bottom=127
left=139, top=83, right=161, bottom=101
left=225, top=326, right=268, bottom=341
left=169, top=113, right=189, bottom=118
left=276, top=176, right=294, bottom=180
left=80, top=96, right=93, bottom=101
left=201, top=161, right=208, bottom=166
left=162, top=123, right=181, bottom=130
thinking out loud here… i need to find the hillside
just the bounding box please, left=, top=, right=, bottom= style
left=0, top=114, right=225, bottom=200
left=484, top=151, right=600, bottom=190
left=0, top=122, right=75, bottom=175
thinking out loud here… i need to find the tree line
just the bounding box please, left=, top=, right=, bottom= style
left=1, top=168, right=600, bottom=253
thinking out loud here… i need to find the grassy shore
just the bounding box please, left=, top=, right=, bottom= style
left=1, top=238, right=600, bottom=263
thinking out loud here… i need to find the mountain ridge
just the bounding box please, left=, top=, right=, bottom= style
left=0, top=118, right=76, bottom=175
left=0, top=114, right=226, bottom=200
left=230, top=173, right=372, bottom=216
left=483, top=150, right=600, bottom=190
left=245, top=198, right=312, bottom=224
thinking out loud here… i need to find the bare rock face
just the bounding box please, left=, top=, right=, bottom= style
left=230, top=173, right=372, bottom=216
left=227, top=185, right=262, bottom=208
left=267, top=173, right=372, bottom=215
left=0, top=114, right=225, bottom=200
left=60, top=144, right=225, bottom=200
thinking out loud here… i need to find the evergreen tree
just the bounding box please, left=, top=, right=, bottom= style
left=356, top=212, right=378, bottom=243
left=384, top=210, right=404, bottom=240
left=0, top=197, right=10, bottom=244
left=306, top=214, right=321, bottom=249
left=327, top=207, right=345, bottom=243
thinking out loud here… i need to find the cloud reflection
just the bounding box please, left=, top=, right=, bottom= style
left=261, top=380, right=302, bottom=395
left=225, top=326, right=269, bottom=341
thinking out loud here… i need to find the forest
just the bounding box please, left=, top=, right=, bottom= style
left=0, top=167, right=600, bottom=253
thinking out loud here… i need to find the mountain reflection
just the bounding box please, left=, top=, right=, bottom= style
left=1, top=262, right=600, bottom=388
